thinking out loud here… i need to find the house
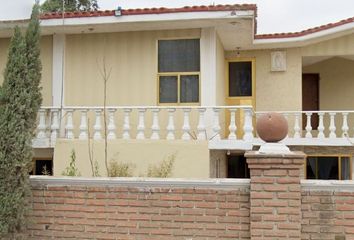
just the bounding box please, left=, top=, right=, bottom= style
left=1, top=4, right=353, bottom=179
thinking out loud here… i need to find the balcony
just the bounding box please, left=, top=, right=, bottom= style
left=33, top=106, right=354, bottom=149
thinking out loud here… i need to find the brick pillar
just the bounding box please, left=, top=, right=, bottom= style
left=245, top=151, right=305, bottom=240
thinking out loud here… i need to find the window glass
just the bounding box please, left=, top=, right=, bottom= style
left=180, top=75, right=199, bottom=103
left=229, top=61, right=252, bottom=97
left=318, top=157, right=338, bottom=179
left=341, top=157, right=351, bottom=180
left=159, top=76, right=177, bottom=103
left=306, top=156, right=339, bottom=180
left=306, top=158, right=316, bottom=179
left=158, top=39, right=200, bottom=72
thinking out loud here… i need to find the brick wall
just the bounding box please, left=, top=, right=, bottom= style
left=246, top=152, right=305, bottom=240
left=28, top=177, right=250, bottom=240
left=27, top=173, right=354, bottom=239
left=301, top=181, right=354, bottom=240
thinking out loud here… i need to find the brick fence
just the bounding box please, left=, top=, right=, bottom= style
left=28, top=178, right=250, bottom=239
left=26, top=152, right=354, bottom=240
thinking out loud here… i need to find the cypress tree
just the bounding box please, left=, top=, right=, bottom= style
left=25, top=3, right=43, bottom=133
left=0, top=4, right=42, bottom=237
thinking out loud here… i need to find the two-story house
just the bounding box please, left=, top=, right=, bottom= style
left=1, top=4, right=353, bottom=179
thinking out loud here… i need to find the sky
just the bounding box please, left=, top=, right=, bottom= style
left=97, top=0, right=354, bottom=34
left=2, top=0, right=354, bottom=34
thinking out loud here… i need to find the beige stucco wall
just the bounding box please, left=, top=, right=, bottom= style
left=64, top=29, right=201, bottom=106
left=216, top=35, right=225, bottom=106
left=53, top=139, right=209, bottom=178
left=40, top=36, right=53, bottom=106
left=225, top=48, right=303, bottom=112
left=303, top=57, right=354, bottom=136
left=0, top=36, right=52, bottom=106
left=303, top=57, right=354, bottom=110
left=302, top=33, right=354, bottom=57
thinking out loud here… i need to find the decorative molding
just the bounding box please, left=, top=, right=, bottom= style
left=271, top=51, right=286, bottom=71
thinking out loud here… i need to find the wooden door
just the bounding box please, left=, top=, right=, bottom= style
left=225, top=59, right=255, bottom=137
left=302, top=74, right=319, bottom=129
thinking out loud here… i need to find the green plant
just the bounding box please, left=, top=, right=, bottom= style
left=147, top=153, right=176, bottom=178
left=0, top=4, right=42, bottom=237
left=62, top=150, right=81, bottom=176
left=93, top=160, right=100, bottom=177
left=108, top=157, right=135, bottom=177
left=41, top=165, right=51, bottom=176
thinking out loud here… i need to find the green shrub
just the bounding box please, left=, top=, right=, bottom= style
left=108, top=159, right=135, bottom=177
left=147, top=153, right=176, bottom=178
left=62, top=150, right=81, bottom=176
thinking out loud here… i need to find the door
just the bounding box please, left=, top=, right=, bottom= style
left=302, top=73, right=319, bottom=129
left=225, top=59, right=255, bottom=137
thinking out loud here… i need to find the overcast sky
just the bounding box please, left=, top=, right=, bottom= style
left=97, top=0, right=354, bottom=34
left=3, top=0, right=354, bottom=34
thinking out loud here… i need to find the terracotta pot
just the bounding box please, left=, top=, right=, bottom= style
left=256, top=112, right=288, bottom=142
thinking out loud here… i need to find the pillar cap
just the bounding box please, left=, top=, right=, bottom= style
left=245, top=150, right=306, bottom=159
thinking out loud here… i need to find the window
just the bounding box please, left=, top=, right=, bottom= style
left=306, top=156, right=351, bottom=180
left=228, top=61, right=253, bottom=97
left=30, top=159, right=53, bottom=175
left=158, top=39, right=200, bottom=104
left=227, top=155, right=250, bottom=178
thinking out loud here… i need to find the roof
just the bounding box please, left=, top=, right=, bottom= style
left=40, top=4, right=257, bottom=20
left=255, top=16, right=354, bottom=39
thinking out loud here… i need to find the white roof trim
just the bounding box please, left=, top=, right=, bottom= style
left=40, top=10, right=254, bottom=28
left=253, top=21, right=354, bottom=46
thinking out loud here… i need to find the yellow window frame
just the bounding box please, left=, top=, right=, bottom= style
left=157, top=72, right=201, bottom=105
left=225, top=58, right=256, bottom=100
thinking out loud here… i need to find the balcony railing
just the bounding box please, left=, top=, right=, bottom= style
left=33, top=106, right=254, bottom=148
left=33, top=107, right=354, bottom=148
left=254, top=111, right=354, bottom=146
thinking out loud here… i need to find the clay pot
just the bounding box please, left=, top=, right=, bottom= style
left=256, top=112, right=288, bottom=142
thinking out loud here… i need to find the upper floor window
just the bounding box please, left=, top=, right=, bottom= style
left=158, top=39, right=200, bottom=104
left=228, top=61, right=253, bottom=97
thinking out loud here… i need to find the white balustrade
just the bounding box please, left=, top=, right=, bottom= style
left=293, top=113, right=301, bottom=138
left=212, top=108, right=221, bottom=140
left=197, top=108, right=207, bottom=140
left=35, top=106, right=354, bottom=148
left=166, top=108, right=176, bottom=140
left=50, top=109, right=59, bottom=146
left=65, top=109, right=74, bottom=139
left=150, top=108, right=160, bottom=140
left=122, top=108, right=131, bottom=140
left=93, top=109, right=102, bottom=140
left=36, top=109, right=47, bottom=139
left=107, top=108, right=117, bottom=140
left=329, top=112, right=336, bottom=138
left=342, top=112, right=349, bottom=137
left=317, top=112, right=325, bottom=139
left=79, top=109, right=88, bottom=140
left=228, top=108, right=237, bottom=140
left=181, top=108, right=191, bottom=140
left=136, top=108, right=146, bottom=140
left=305, top=112, right=313, bottom=138
left=243, top=108, right=253, bottom=141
